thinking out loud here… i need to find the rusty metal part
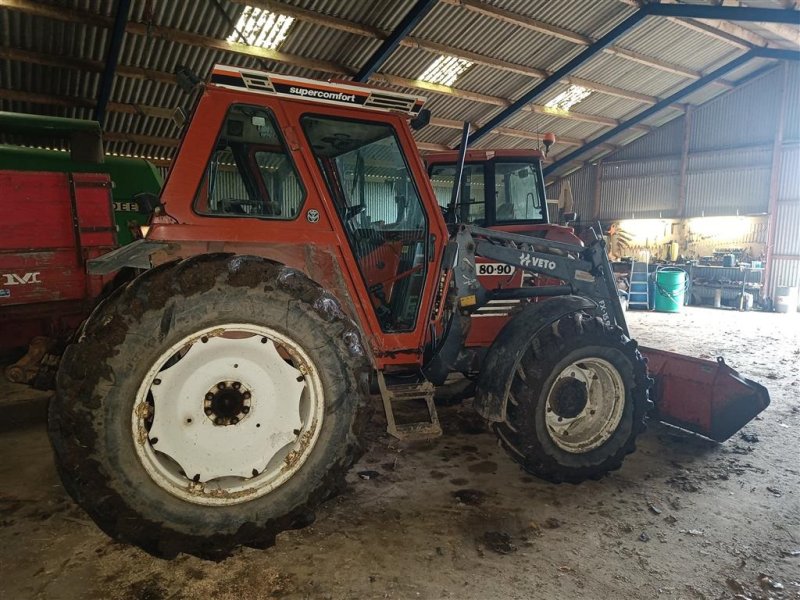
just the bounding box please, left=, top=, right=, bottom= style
left=4, top=336, right=54, bottom=383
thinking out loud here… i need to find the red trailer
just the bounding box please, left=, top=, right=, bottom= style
left=0, top=170, right=116, bottom=354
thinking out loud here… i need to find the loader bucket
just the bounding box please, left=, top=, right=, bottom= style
left=641, top=347, right=770, bottom=442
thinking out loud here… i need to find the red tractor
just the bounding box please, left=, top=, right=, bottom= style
left=49, top=65, right=769, bottom=558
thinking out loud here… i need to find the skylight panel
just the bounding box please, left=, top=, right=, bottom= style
left=228, top=6, right=295, bottom=50
left=419, top=55, right=473, bottom=87
left=544, top=84, right=592, bottom=112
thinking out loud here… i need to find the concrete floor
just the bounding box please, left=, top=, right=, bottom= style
left=0, top=307, right=798, bottom=600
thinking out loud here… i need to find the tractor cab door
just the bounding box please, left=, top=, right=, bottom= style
left=292, top=109, right=444, bottom=349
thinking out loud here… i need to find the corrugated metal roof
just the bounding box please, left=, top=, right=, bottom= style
left=690, top=66, right=783, bottom=151
left=609, top=116, right=685, bottom=160
left=491, top=0, right=634, bottom=38
left=0, top=0, right=796, bottom=174
left=617, top=17, right=736, bottom=72
left=574, top=52, right=694, bottom=98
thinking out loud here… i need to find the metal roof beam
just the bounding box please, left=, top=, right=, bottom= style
left=468, top=10, right=649, bottom=145
left=94, top=0, right=131, bottom=127
left=644, top=4, right=800, bottom=25
left=619, top=0, right=779, bottom=48
left=753, top=47, right=800, bottom=61
left=354, top=0, right=438, bottom=82
left=543, top=52, right=755, bottom=177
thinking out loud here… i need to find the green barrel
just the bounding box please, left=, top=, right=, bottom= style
left=654, top=268, right=686, bottom=313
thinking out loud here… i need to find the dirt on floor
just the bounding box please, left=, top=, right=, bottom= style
left=0, top=307, right=798, bottom=600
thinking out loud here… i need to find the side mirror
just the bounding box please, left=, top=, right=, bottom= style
left=133, top=192, right=161, bottom=215
left=410, top=108, right=431, bottom=131
left=563, top=211, right=577, bottom=224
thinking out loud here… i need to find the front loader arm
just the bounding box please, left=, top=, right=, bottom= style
left=424, top=224, right=624, bottom=383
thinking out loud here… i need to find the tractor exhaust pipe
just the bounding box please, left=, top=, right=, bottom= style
left=446, top=122, right=471, bottom=224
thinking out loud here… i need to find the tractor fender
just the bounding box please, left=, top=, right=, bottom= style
left=474, top=295, right=597, bottom=422
left=87, top=239, right=172, bottom=274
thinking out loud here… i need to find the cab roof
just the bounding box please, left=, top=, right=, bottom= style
left=209, top=64, right=426, bottom=117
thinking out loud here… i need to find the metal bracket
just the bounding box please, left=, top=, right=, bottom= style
left=86, top=239, right=170, bottom=274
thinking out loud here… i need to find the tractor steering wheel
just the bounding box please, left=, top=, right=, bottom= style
left=344, top=203, right=365, bottom=220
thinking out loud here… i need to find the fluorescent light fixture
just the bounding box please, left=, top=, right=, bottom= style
left=419, top=55, right=473, bottom=86
left=544, top=84, right=592, bottom=112
left=688, top=216, right=751, bottom=239
left=228, top=6, right=295, bottom=50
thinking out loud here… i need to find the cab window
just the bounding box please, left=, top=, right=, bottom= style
left=194, top=104, right=305, bottom=219
left=495, top=162, right=545, bottom=222
left=429, top=163, right=486, bottom=225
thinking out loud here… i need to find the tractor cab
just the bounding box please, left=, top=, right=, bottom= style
left=425, top=149, right=581, bottom=245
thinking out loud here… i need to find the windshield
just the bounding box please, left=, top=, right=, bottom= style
left=429, top=160, right=547, bottom=225
left=301, top=115, right=428, bottom=333
left=495, top=162, right=545, bottom=222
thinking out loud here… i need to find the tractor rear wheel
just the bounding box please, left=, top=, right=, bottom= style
left=49, top=255, right=369, bottom=558
left=492, top=312, right=650, bottom=483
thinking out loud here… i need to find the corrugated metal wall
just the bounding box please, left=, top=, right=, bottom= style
left=600, top=157, right=680, bottom=219
left=546, top=62, right=799, bottom=300
left=689, top=67, right=782, bottom=152
left=548, top=65, right=794, bottom=223
left=546, top=164, right=596, bottom=223
left=609, top=116, right=684, bottom=161
left=773, top=142, right=800, bottom=300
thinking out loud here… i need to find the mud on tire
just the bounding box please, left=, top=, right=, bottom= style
left=492, top=312, right=651, bottom=484
left=48, top=254, right=370, bottom=558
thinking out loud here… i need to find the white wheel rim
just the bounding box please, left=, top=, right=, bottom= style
left=544, top=357, right=625, bottom=453
left=131, top=323, right=324, bottom=506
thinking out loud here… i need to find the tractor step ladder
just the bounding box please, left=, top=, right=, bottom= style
left=377, top=372, right=442, bottom=441
left=628, top=256, right=650, bottom=310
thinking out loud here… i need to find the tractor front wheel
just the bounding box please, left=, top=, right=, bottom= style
left=49, top=255, right=369, bottom=558
left=492, top=312, right=650, bottom=483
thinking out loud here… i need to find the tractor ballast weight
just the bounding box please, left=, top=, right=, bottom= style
left=51, top=65, right=769, bottom=557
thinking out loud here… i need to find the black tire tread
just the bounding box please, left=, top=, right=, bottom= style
left=49, top=254, right=370, bottom=559
left=492, top=312, right=651, bottom=484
